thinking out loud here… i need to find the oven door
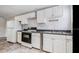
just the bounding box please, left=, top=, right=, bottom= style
left=22, top=32, right=31, bottom=44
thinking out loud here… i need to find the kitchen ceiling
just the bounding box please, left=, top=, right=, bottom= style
left=0, top=5, right=53, bottom=19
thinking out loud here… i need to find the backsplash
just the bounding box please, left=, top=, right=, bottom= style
left=21, top=24, right=28, bottom=29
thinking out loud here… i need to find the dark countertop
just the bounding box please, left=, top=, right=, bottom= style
left=17, top=30, right=72, bottom=36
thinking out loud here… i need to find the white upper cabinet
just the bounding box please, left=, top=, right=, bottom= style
left=15, top=15, right=28, bottom=24
left=45, top=8, right=53, bottom=20
left=45, top=6, right=63, bottom=21
left=20, top=13, right=35, bottom=24
left=37, top=9, right=47, bottom=24
left=26, top=12, right=35, bottom=18
left=21, top=12, right=35, bottom=24
left=37, top=6, right=63, bottom=22
left=15, top=12, right=35, bottom=24
left=52, top=6, right=63, bottom=18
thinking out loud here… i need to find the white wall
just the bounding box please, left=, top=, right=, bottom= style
left=28, top=19, right=37, bottom=27
left=0, top=17, right=6, bottom=37
left=37, top=5, right=72, bottom=30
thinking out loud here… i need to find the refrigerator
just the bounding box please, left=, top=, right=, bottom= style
left=6, top=20, right=22, bottom=43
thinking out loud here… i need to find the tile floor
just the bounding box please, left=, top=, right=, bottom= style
left=0, top=39, right=45, bottom=53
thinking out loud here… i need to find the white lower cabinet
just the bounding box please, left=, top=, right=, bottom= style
left=43, top=34, right=53, bottom=52
left=53, top=35, right=66, bottom=53
left=66, top=36, right=72, bottom=53
left=32, top=33, right=41, bottom=49
left=17, top=32, right=22, bottom=43
left=43, top=34, right=67, bottom=53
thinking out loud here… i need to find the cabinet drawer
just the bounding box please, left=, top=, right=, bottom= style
left=52, top=35, right=65, bottom=40
left=66, top=36, right=72, bottom=40
left=43, top=34, right=52, bottom=38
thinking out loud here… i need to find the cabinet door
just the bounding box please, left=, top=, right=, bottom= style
left=45, top=6, right=62, bottom=21
left=17, top=32, right=22, bottom=43
left=32, top=33, right=40, bottom=49
left=53, top=35, right=66, bottom=53
left=27, top=12, right=35, bottom=18
left=37, top=10, right=47, bottom=24
left=43, top=34, right=53, bottom=52
left=66, top=36, right=72, bottom=53
left=43, top=37, right=53, bottom=52
left=52, top=6, right=63, bottom=18
left=45, top=8, right=53, bottom=19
